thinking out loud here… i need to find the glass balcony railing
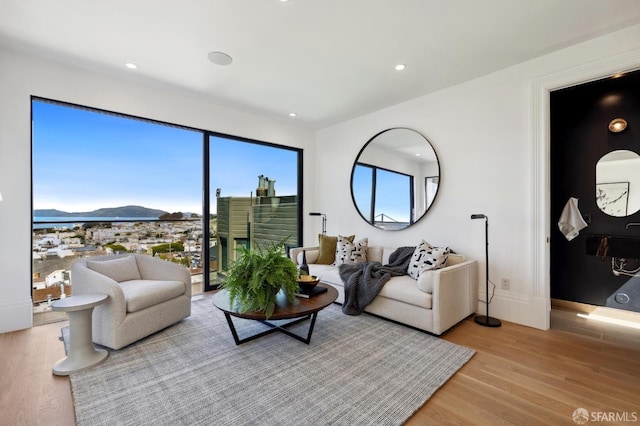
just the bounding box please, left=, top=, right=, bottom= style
left=32, top=218, right=208, bottom=325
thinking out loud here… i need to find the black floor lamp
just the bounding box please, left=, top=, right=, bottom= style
left=309, top=212, right=327, bottom=235
left=471, top=214, right=502, bottom=327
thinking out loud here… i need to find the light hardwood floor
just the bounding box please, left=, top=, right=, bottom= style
left=1, top=302, right=639, bottom=426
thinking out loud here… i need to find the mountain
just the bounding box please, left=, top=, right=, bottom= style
left=34, top=205, right=169, bottom=218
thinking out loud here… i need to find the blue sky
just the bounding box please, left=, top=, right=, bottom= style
left=210, top=136, right=298, bottom=200
left=32, top=100, right=298, bottom=215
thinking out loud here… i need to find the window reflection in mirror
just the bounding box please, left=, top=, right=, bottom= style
left=426, top=176, right=439, bottom=210
left=352, top=164, right=374, bottom=223
left=354, top=164, right=413, bottom=229
left=351, top=128, right=440, bottom=230
left=596, top=149, right=640, bottom=217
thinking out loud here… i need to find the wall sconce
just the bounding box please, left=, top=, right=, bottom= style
left=608, top=118, right=628, bottom=133
left=309, top=212, right=327, bottom=235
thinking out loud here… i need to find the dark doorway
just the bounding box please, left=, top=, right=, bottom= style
left=550, top=69, right=640, bottom=312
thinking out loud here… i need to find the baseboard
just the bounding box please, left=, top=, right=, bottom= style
left=476, top=291, right=547, bottom=330
left=0, top=297, right=33, bottom=333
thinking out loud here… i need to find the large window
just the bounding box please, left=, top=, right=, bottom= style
left=31, top=98, right=301, bottom=323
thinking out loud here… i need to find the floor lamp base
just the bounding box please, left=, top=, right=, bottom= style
left=474, top=315, right=502, bottom=327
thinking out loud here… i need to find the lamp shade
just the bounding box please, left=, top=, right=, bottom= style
left=309, top=212, right=327, bottom=235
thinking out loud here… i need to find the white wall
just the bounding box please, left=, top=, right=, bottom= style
left=0, top=48, right=316, bottom=333
left=314, top=24, right=640, bottom=329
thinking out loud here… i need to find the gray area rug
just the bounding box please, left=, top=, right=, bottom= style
left=64, top=297, right=474, bottom=426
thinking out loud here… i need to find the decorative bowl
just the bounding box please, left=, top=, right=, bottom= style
left=297, top=275, right=320, bottom=292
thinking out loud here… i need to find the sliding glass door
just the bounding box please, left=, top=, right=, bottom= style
left=206, top=134, right=301, bottom=291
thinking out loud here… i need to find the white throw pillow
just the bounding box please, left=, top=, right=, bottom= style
left=87, top=255, right=141, bottom=282
left=334, top=236, right=368, bottom=265
left=407, top=241, right=450, bottom=279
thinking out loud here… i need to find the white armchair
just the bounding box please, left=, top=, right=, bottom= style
left=71, top=254, right=191, bottom=350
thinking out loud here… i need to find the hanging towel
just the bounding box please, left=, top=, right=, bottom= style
left=558, top=197, right=588, bottom=241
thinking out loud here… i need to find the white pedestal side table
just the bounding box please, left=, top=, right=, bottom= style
left=52, top=293, right=109, bottom=376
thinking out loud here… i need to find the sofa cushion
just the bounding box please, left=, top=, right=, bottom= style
left=408, top=241, right=450, bottom=279
left=334, top=236, right=368, bottom=265
left=119, top=280, right=186, bottom=313
left=308, top=264, right=343, bottom=287
left=297, top=249, right=320, bottom=265
left=381, top=247, right=398, bottom=265
left=416, top=271, right=436, bottom=294
left=87, top=255, right=141, bottom=283
left=317, top=234, right=354, bottom=264
left=377, top=275, right=433, bottom=309
left=310, top=262, right=432, bottom=309
left=367, top=246, right=384, bottom=263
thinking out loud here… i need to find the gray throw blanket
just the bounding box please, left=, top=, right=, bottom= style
left=339, top=246, right=415, bottom=315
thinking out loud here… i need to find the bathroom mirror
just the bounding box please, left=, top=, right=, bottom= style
left=596, top=149, right=640, bottom=217
left=350, top=128, right=440, bottom=230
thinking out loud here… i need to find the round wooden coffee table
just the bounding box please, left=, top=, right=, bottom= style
left=213, top=283, right=338, bottom=345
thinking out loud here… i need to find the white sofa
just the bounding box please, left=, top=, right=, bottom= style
left=290, top=245, right=478, bottom=335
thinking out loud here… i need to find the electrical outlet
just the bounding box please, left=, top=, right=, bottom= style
left=500, top=278, right=511, bottom=291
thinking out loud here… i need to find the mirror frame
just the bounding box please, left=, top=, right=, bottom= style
left=350, top=127, right=440, bottom=231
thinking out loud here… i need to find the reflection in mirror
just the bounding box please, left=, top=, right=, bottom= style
left=351, top=128, right=440, bottom=230
left=426, top=176, right=439, bottom=208
left=596, top=149, right=640, bottom=217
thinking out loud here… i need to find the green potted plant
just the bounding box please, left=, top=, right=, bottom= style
left=220, top=241, right=299, bottom=319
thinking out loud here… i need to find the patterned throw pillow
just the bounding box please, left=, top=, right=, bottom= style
left=317, top=234, right=355, bottom=264
left=334, top=236, right=368, bottom=265
left=407, top=241, right=450, bottom=279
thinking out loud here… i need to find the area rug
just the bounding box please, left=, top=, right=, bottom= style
left=63, top=297, right=474, bottom=426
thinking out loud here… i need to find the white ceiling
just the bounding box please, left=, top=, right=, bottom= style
left=2, top=0, right=640, bottom=128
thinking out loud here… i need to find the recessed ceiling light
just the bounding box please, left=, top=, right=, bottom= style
left=208, top=51, right=233, bottom=66
left=608, top=118, right=628, bottom=133
left=289, top=112, right=297, bottom=117
left=125, top=62, right=138, bottom=70
left=395, top=64, right=406, bottom=71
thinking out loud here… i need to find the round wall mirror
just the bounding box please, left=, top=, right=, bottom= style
left=596, top=149, right=640, bottom=217
left=350, top=128, right=440, bottom=230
